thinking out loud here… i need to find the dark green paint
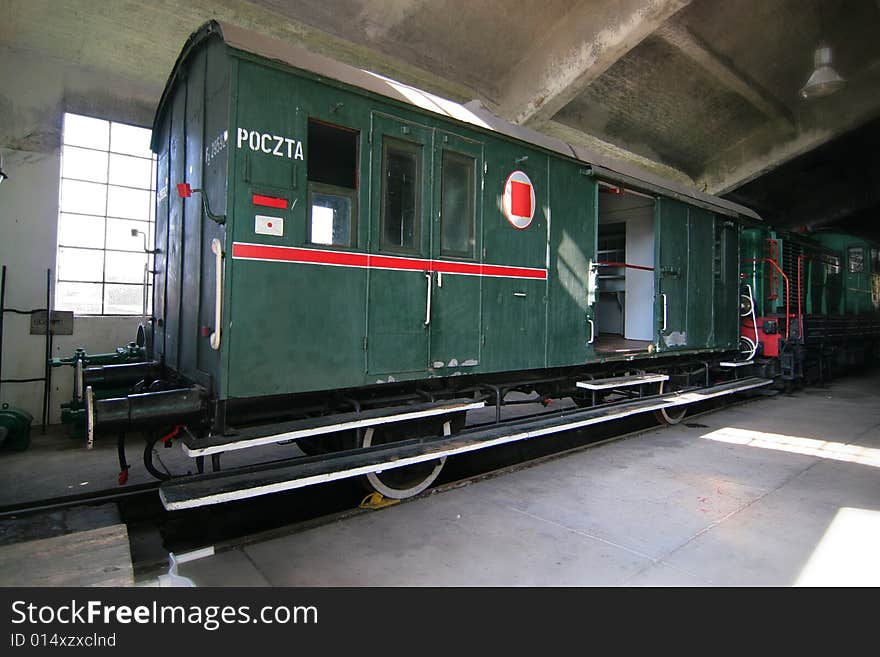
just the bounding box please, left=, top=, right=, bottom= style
left=655, top=199, right=723, bottom=351
left=151, top=32, right=745, bottom=404
left=430, top=130, right=483, bottom=372
left=546, top=160, right=596, bottom=366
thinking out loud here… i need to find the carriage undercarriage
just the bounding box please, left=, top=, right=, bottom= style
left=86, top=350, right=772, bottom=511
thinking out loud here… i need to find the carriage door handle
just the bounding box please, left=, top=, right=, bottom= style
left=661, top=293, right=668, bottom=332
left=424, top=271, right=433, bottom=326
left=210, top=238, right=223, bottom=350
left=588, top=318, right=595, bottom=344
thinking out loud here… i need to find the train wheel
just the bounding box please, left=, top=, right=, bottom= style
left=654, top=380, right=687, bottom=425
left=359, top=417, right=455, bottom=499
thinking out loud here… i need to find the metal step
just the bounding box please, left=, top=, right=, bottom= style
left=160, top=377, right=773, bottom=510
left=719, top=360, right=754, bottom=368
left=576, top=373, right=668, bottom=390
left=182, top=398, right=486, bottom=457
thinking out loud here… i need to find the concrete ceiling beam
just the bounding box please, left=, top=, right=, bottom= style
left=540, top=119, right=695, bottom=186
left=700, top=62, right=880, bottom=195
left=654, top=22, right=796, bottom=130
left=491, top=0, right=692, bottom=128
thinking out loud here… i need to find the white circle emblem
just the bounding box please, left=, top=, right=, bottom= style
left=502, top=170, right=536, bottom=230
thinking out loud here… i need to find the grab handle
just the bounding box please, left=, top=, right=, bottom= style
left=661, top=293, right=668, bottom=332
left=424, top=271, right=433, bottom=326
left=588, top=318, right=595, bottom=344
left=210, top=238, right=223, bottom=350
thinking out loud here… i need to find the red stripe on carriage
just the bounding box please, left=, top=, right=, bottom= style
left=232, top=243, right=369, bottom=268
left=252, top=194, right=289, bottom=209
left=369, top=254, right=428, bottom=271
left=231, top=243, right=547, bottom=280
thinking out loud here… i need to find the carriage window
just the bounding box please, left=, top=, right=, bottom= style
left=825, top=255, right=840, bottom=275
left=381, top=138, right=421, bottom=251
left=308, top=184, right=355, bottom=247
left=308, top=120, right=358, bottom=188
left=440, top=151, right=475, bottom=257
left=849, top=247, right=864, bottom=273
left=713, top=226, right=723, bottom=282
left=307, top=120, right=358, bottom=246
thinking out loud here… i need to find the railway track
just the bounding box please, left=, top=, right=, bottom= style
left=0, top=481, right=160, bottom=520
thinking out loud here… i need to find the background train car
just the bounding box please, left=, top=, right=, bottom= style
left=740, top=225, right=880, bottom=386
left=73, top=21, right=772, bottom=508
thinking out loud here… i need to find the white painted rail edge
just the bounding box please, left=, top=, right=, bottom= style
left=576, top=374, right=669, bottom=390
left=162, top=379, right=772, bottom=510
left=173, top=546, right=215, bottom=563
left=182, top=401, right=487, bottom=457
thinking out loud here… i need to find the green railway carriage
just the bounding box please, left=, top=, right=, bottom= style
left=742, top=226, right=880, bottom=323
left=740, top=225, right=880, bottom=383
left=82, top=21, right=770, bottom=507
left=811, top=232, right=880, bottom=316
left=149, top=21, right=752, bottom=399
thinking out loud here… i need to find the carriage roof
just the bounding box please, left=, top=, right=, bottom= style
left=153, top=20, right=761, bottom=222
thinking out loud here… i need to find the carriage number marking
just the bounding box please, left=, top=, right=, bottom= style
left=236, top=128, right=304, bottom=160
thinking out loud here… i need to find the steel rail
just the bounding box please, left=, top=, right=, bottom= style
left=0, top=482, right=160, bottom=520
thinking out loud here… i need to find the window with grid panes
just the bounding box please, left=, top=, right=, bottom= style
left=56, top=113, right=156, bottom=315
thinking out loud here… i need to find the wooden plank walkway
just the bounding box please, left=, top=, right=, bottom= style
left=0, top=524, right=134, bottom=586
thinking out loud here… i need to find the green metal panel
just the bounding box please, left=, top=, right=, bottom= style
left=655, top=199, right=716, bottom=350
left=367, top=113, right=433, bottom=375
left=812, top=232, right=875, bottom=316
left=547, top=160, right=596, bottom=366
left=479, top=141, right=548, bottom=372
left=481, top=277, right=548, bottom=372
left=228, top=59, right=305, bottom=397
left=655, top=198, right=689, bottom=351
left=225, top=59, right=368, bottom=397
left=153, top=110, right=170, bottom=367
left=687, top=207, right=716, bottom=348
left=151, top=37, right=228, bottom=395
left=844, top=243, right=872, bottom=315
left=179, top=46, right=207, bottom=379
left=229, top=261, right=368, bottom=395
left=197, top=39, right=230, bottom=392
left=429, top=130, right=483, bottom=373
left=164, top=76, right=187, bottom=370
left=713, top=218, right=740, bottom=349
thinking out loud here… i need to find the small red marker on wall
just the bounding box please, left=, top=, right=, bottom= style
left=176, top=181, right=225, bottom=224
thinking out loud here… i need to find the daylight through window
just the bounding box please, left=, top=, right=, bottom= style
left=56, top=113, right=156, bottom=315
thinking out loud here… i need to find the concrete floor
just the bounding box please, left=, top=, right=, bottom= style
left=176, top=371, right=880, bottom=586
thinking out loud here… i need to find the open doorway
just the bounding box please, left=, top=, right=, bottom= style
left=595, top=185, right=656, bottom=354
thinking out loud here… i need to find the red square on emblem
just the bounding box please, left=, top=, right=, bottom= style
left=510, top=180, right=532, bottom=217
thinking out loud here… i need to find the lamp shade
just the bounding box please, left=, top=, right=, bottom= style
left=800, top=45, right=845, bottom=99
